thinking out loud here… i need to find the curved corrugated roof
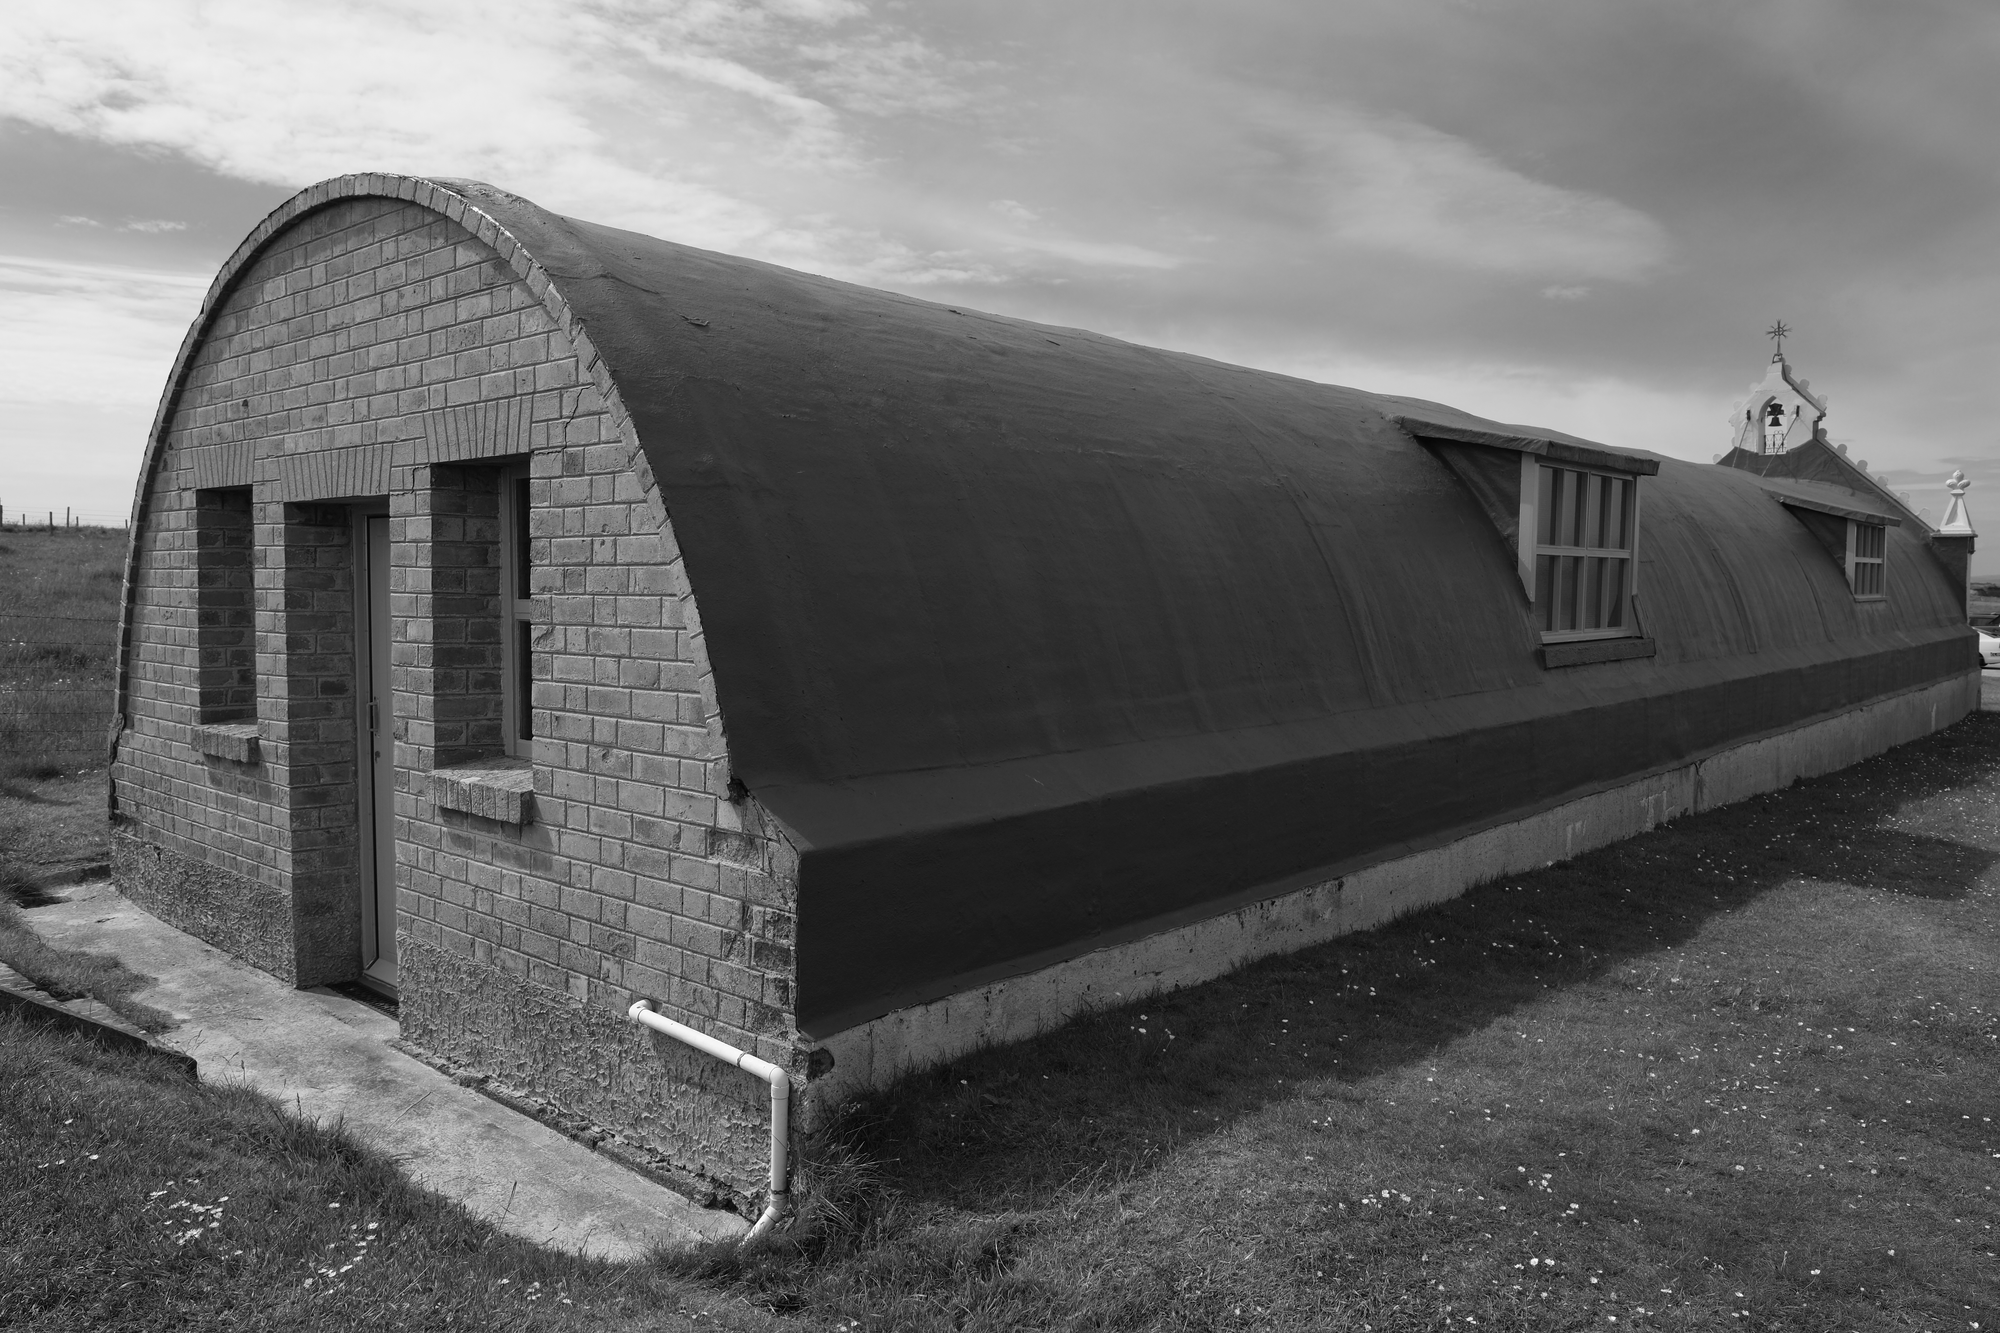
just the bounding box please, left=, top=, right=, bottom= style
left=437, top=182, right=1975, bottom=1030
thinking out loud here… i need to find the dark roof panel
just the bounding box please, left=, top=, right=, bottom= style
left=437, top=183, right=1975, bottom=1029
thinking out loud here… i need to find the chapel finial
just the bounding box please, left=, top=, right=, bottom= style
left=1766, top=319, right=1791, bottom=362
left=1939, top=469, right=1976, bottom=537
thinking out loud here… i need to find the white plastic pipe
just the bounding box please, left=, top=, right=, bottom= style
left=627, top=999, right=791, bottom=1244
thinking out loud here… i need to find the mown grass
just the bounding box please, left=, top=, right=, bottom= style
left=0, top=526, right=125, bottom=780
left=678, top=713, right=2000, bottom=1330
left=0, top=1015, right=778, bottom=1332
left=6, top=713, right=1997, bottom=1331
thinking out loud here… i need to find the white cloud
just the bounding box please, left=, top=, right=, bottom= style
left=0, top=0, right=982, bottom=282
left=991, top=234, right=1185, bottom=271
left=0, top=254, right=206, bottom=516
left=989, top=199, right=1040, bottom=225
left=1287, top=106, right=1671, bottom=282
left=0, top=254, right=207, bottom=409
left=1259, top=346, right=1729, bottom=463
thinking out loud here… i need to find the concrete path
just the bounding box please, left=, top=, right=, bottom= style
left=26, top=880, right=746, bottom=1261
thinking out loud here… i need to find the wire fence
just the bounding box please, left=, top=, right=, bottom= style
left=0, top=508, right=129, bottom=531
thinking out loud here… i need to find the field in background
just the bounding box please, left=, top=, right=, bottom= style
left=0, top=527, right=124, bottom=781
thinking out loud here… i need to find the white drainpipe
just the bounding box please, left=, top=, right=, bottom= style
left=627, top=999, right=791, bottom=1244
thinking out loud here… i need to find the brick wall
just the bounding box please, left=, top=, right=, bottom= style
left=405, top=463, right=508, bottom=767
left=114, top=193, right=802, bottom=1199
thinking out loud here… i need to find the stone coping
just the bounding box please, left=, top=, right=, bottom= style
left=426, top=758, right=537, bottom=825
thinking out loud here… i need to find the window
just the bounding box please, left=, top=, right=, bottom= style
left=1400, top=413, right=1658, bottom=667
left=1523, top=461, right=1639, bottom=640
left=497, top=464, right=534, bottom=755
left=1772, top=495, right=1894, bottom=603
left=193, top=487, right=256, bottom=722
left=1846, top=520, right=1886, bottom=598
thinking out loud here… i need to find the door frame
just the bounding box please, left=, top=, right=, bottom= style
left=351, top=501, right=395, bottom=995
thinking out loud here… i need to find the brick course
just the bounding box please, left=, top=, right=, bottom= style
left=113, top=192, right=801, bottom=1197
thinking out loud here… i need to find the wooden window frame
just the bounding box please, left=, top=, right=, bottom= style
left=497, top=463, right=535, bottom=757
left=1846, top=519, right=1886, bottom=600
left=1516, top=455, right=1644, bottom=644
left=1770, top=493, right=1895, bottom=605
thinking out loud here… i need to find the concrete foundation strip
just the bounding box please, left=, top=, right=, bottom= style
left=627, top=1000, right=790, bottom=1243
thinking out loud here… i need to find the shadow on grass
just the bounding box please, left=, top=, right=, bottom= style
left=828, top=712, right=2000, bottom=1219
left=0, top=893, right=175, bottom=1031
left=0, top=779, right=65, bottom=806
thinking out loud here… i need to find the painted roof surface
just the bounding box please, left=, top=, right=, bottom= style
left=1720, top=437, right=1930, bottom=531
left=437, top=184, right=1973, bottom=1029
left=453, top=183, right=1964, bottom=790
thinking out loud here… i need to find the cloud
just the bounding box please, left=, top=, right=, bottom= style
left=0, top=254, right=207, bottom=408
left=989, top=199, right=1040, bottom=225
left=1291, top=106, right=1671, bottom=282
left=56, top=214, right=189, bottom=234
left=2, top=0, right=1994, bottom=532
left=1259, top=347, right=1729, bottom=463
left=0, top=0, right=986, bottom=283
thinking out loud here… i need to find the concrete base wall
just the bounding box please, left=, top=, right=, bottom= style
left=806, top=671, right=1979, bottom=1113
left=111, top=829, right=303, bottom=984
left=399, top=940, right=775, bottom=1204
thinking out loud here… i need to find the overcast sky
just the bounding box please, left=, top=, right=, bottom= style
left=1, top=0, right=1992, bottom=559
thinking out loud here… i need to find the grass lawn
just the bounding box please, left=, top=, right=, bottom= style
left=3, top=712, right=1996, bottom=1331
left=0, top=1017, right=776, bottom=1332
left=0, top=525, right=125, bottom=781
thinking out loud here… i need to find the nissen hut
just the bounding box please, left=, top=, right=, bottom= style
left=110, top=176, right=1982, bottom=1207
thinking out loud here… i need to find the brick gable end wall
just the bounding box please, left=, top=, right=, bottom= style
left=112, top=196, right=800, bottom=1201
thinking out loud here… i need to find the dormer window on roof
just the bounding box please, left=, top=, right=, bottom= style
left=1759, top=484, right=1899, bottom=602
left=1401, top=415, right=1659, bottom=668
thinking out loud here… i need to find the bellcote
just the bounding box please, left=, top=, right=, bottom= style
left=1729, top=354, right=1828, bottom=456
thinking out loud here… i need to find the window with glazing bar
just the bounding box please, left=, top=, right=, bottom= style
left=498, top=464, right=534, bottom=755
left=1847, top=520, right=1885, bottom=598
left=1523, top=461, right=1640, bottom=640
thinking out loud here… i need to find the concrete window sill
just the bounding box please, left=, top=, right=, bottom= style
left=427, top=758, right=537, bottom=825
left=190, top=721, right=261, bottom=764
